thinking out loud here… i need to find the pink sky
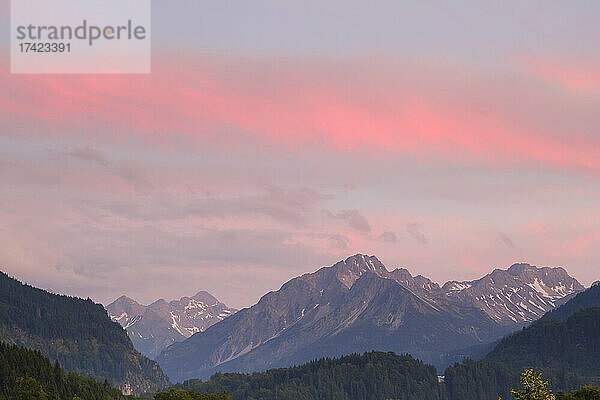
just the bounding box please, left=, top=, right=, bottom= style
left=1, top=2, right=600, bottom=307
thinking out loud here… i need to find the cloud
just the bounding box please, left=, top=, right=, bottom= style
left=97, top=183, right=328, bottom=226
left=67, top=146, right=108, bottom=166
left=1, top=54, right=600, bottom=174
left=2, top=51, right=600, bottom=307
left=518, top=54, right=600, bottom=94
left=406, top=223, right=428, bottom=244
left=497, top=232, right=517, bottom=249
left=328, top=234, right=350, bottom=250
left=323, top=209, right=371, bottom=232
left=377, top=231, right=397, bottom=243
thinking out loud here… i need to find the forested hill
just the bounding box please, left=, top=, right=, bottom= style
left=486, top=307, right=600, bottom=376
left=177, top=351, right=445, bottom=400
left=540, top=282, right=600, bottom=322
left=0, top=271, right=169, bottom=395
left=0, top=342, right=126, bottom=399
left=172, top=349, right=598, bottom=400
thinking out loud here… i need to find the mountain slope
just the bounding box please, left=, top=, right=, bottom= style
left=0, top=342, right=126, bottom=400
left=440, top=263, right=584, bottom=325
left=486, top=307, right=600, bottom=376
left=157, top=255, right=582, bottom=382
left=0, top=271, right=170, bottom=395
left=158, top=255, right=579, bottom=382
left=106, top=292, right=236, bottom=359
left=199, top=271, right=502, bottom=377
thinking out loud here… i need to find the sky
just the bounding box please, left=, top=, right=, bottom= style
left=1, top=1, right=600, bottom=308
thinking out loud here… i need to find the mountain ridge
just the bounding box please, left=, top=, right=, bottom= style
left=157, top=254, right=582, bottom=382
left=106, top=290, right=237, bottom=359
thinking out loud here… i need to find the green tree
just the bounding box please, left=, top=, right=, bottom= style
left=11, top=377, right=48, bottom=400
left=153, top=388, right=232, bottom=400
left=557, top=386, right=600, bottom=400
left=154, top=388, right=194, bottom=400
left=508, top=370, right=555, bottom=400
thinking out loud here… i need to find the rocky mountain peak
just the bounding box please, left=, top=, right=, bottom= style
left=148, top=299, right=169, bottom=310
left=506, top=263, right=535, bottom=276
left=333, top=254, right=388, bottom=288
left=114, top=294, right=134, bottom=302
left=442, top=263, right=584, bottom=324
left=106, top=290, right=237, bottom=359
left=389, top=268, right=440, bottom=296
left=189, top=291, right=219, bottom=305
left=112, top=295, right=140, bottom=308
left=107, top=296, right=146, bottom=329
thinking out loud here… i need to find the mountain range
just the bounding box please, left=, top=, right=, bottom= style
left=156, top=254, right=583, bottom=382
left=173, top=278, right=600, bottom=400
left=106, top=291, right=237, bottom=359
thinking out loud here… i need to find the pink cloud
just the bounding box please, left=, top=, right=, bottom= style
left=518, top=54, right=600, bottom=94
left=2, top=54, right=600, bottom=173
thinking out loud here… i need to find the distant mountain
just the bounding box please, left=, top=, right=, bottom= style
left=0, top=271, right=170, bottom=395
left=440, top=263, right=583, bottom=325
left=106, top=291, right=237, bottom=359
left=157, top=255, right=582, bottom=382
left=444, top=282, right=600, bottom=400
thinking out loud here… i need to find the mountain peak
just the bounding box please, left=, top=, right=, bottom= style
left=191, top=290, right=219, bottom=304
left=334, top=254, right=388, bottom=288
left=441, top=262, right=583, bottom=325
left=506, top=263, right=535, bottom=276
left=389, top=268, right=440, bottom=295
left=106, top=290, right=236, bottom=359
left=148, top=298, right=168, bottom=309
left=113, top=295, right=140, bottom=305
left=345, top=254, right=386, bottom=271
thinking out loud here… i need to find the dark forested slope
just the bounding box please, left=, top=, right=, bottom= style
left=486, top=307, right=600, bottom=376
left=178, top=351, right=445, bottom=400
left=0, top=342, right=126, bottom=399
left=0, top=271, right=169, bottom=395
